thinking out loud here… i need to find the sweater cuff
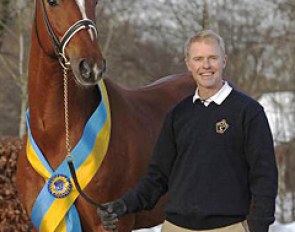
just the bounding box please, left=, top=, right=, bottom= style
left=121, top=191, right=142, bottom=213
left=247, top=219, right=271, bottom=232
left=247, top=195, right=275, bottom=231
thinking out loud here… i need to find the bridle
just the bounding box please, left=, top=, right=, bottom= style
left=35, top=0, right=98, bottom=68
left=34, top=2, right=117, bottom=231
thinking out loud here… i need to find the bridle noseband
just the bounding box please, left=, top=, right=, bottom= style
left=36, top=0, right=98, bottom=68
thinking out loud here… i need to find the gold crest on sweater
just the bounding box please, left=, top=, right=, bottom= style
left=216, top=119, right=229, bottom=134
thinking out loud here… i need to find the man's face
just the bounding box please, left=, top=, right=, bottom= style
left=186, top=39, right=227, bottom=92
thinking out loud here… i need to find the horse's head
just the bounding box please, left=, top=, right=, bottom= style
left=35, top=0, right=105, bottom=86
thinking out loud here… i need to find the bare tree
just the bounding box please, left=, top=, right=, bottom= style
left=97, top=0, right=294, bottom=94
left=0, top=0, right=12, bottom=50
left=202, top=0, right=210, bottom=30
left=0, top=0, right=32, bottom=137
left=276, top=140, right=295, bottom=223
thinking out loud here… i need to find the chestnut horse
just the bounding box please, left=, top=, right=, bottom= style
left=16, top=0, right=195, bottom=231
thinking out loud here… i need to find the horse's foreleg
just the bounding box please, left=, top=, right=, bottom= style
left=16, top=139, right=43, bottom=228
left=118, top=214, right=136, bottom=232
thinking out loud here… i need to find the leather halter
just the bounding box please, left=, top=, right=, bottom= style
left=36, top=0, right=98, bottom=68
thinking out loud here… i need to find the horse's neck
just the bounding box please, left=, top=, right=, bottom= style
left=28, top=38, right=99, bottom=167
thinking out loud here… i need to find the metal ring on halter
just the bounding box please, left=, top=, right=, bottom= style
left=58, top=52, right=71, bottom=69
left=66, top=154, right=74, bottom=163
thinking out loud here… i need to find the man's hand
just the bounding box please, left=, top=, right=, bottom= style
left=97, top=199, right=127, bottom=231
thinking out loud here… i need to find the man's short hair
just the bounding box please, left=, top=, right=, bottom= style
left=185, top=30, right=226, bottom=59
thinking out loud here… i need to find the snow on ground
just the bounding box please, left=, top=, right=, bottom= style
left=270, top=221, right=295, bottom=232
left=133, top=224, right=162, bottom=232
left=258, top=91, right=295, bottom=144
left=133, top=221, right=295, bottom=232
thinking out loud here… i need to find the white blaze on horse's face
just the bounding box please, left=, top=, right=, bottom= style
left=75, top=0, right=96, bottom=41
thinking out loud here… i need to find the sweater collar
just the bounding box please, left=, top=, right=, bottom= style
left=193, top=81, right=233, bottom=106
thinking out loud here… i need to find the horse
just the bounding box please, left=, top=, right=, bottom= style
left=16, top=0, right=195, bottom=231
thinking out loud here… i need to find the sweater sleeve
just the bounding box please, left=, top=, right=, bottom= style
left=122, top=111, right=178, bottom=213
left=244, top=106, right=278, bottom=232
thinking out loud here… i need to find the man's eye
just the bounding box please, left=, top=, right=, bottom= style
left=193, top=57, right=202, bottom=62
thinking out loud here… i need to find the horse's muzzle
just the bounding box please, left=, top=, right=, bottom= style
left=71, top=58, right=106, bottom=86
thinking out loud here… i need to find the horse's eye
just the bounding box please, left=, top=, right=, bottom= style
left=48, top=0, right=58, bottom=6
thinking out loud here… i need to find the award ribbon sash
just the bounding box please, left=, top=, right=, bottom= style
left=26, top=80, right=111, bottom=232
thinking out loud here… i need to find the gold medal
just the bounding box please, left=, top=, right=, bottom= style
left=48, top=174, right=72, bottom=198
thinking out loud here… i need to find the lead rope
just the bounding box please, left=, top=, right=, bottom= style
left=63, top=66, right=71, bottom=158
left=62, top=66, right=119, bottom=232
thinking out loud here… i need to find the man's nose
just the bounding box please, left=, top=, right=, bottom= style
left=203, top=58, right=211, bottom=68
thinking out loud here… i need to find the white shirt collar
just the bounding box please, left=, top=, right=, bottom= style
left=193, top=81, right=233, bottom=106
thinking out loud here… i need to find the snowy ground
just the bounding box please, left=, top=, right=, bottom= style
left=133, top=221, right=295, bottom=232
left=269, top=221, right=295, bottom=232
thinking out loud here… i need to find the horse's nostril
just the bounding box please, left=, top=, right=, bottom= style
left=79, top=59, right=92, bottom=79
left=72, top=58, right=104, bottom=84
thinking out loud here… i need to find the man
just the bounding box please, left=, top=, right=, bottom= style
left=97, top=30, right=278, bottom=232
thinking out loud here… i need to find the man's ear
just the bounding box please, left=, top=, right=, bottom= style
left=223, top=54, right=227, bottom=69
left=185, top=58, right=192, bottom=72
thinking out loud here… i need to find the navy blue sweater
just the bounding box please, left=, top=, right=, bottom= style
left=122, top=89, right=278, bottom=232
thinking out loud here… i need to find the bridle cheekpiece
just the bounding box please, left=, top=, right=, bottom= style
left=37, top=0, right=98, bottom=68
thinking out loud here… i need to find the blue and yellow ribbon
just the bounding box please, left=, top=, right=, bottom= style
left=26, top=80, right=111, bottom=232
